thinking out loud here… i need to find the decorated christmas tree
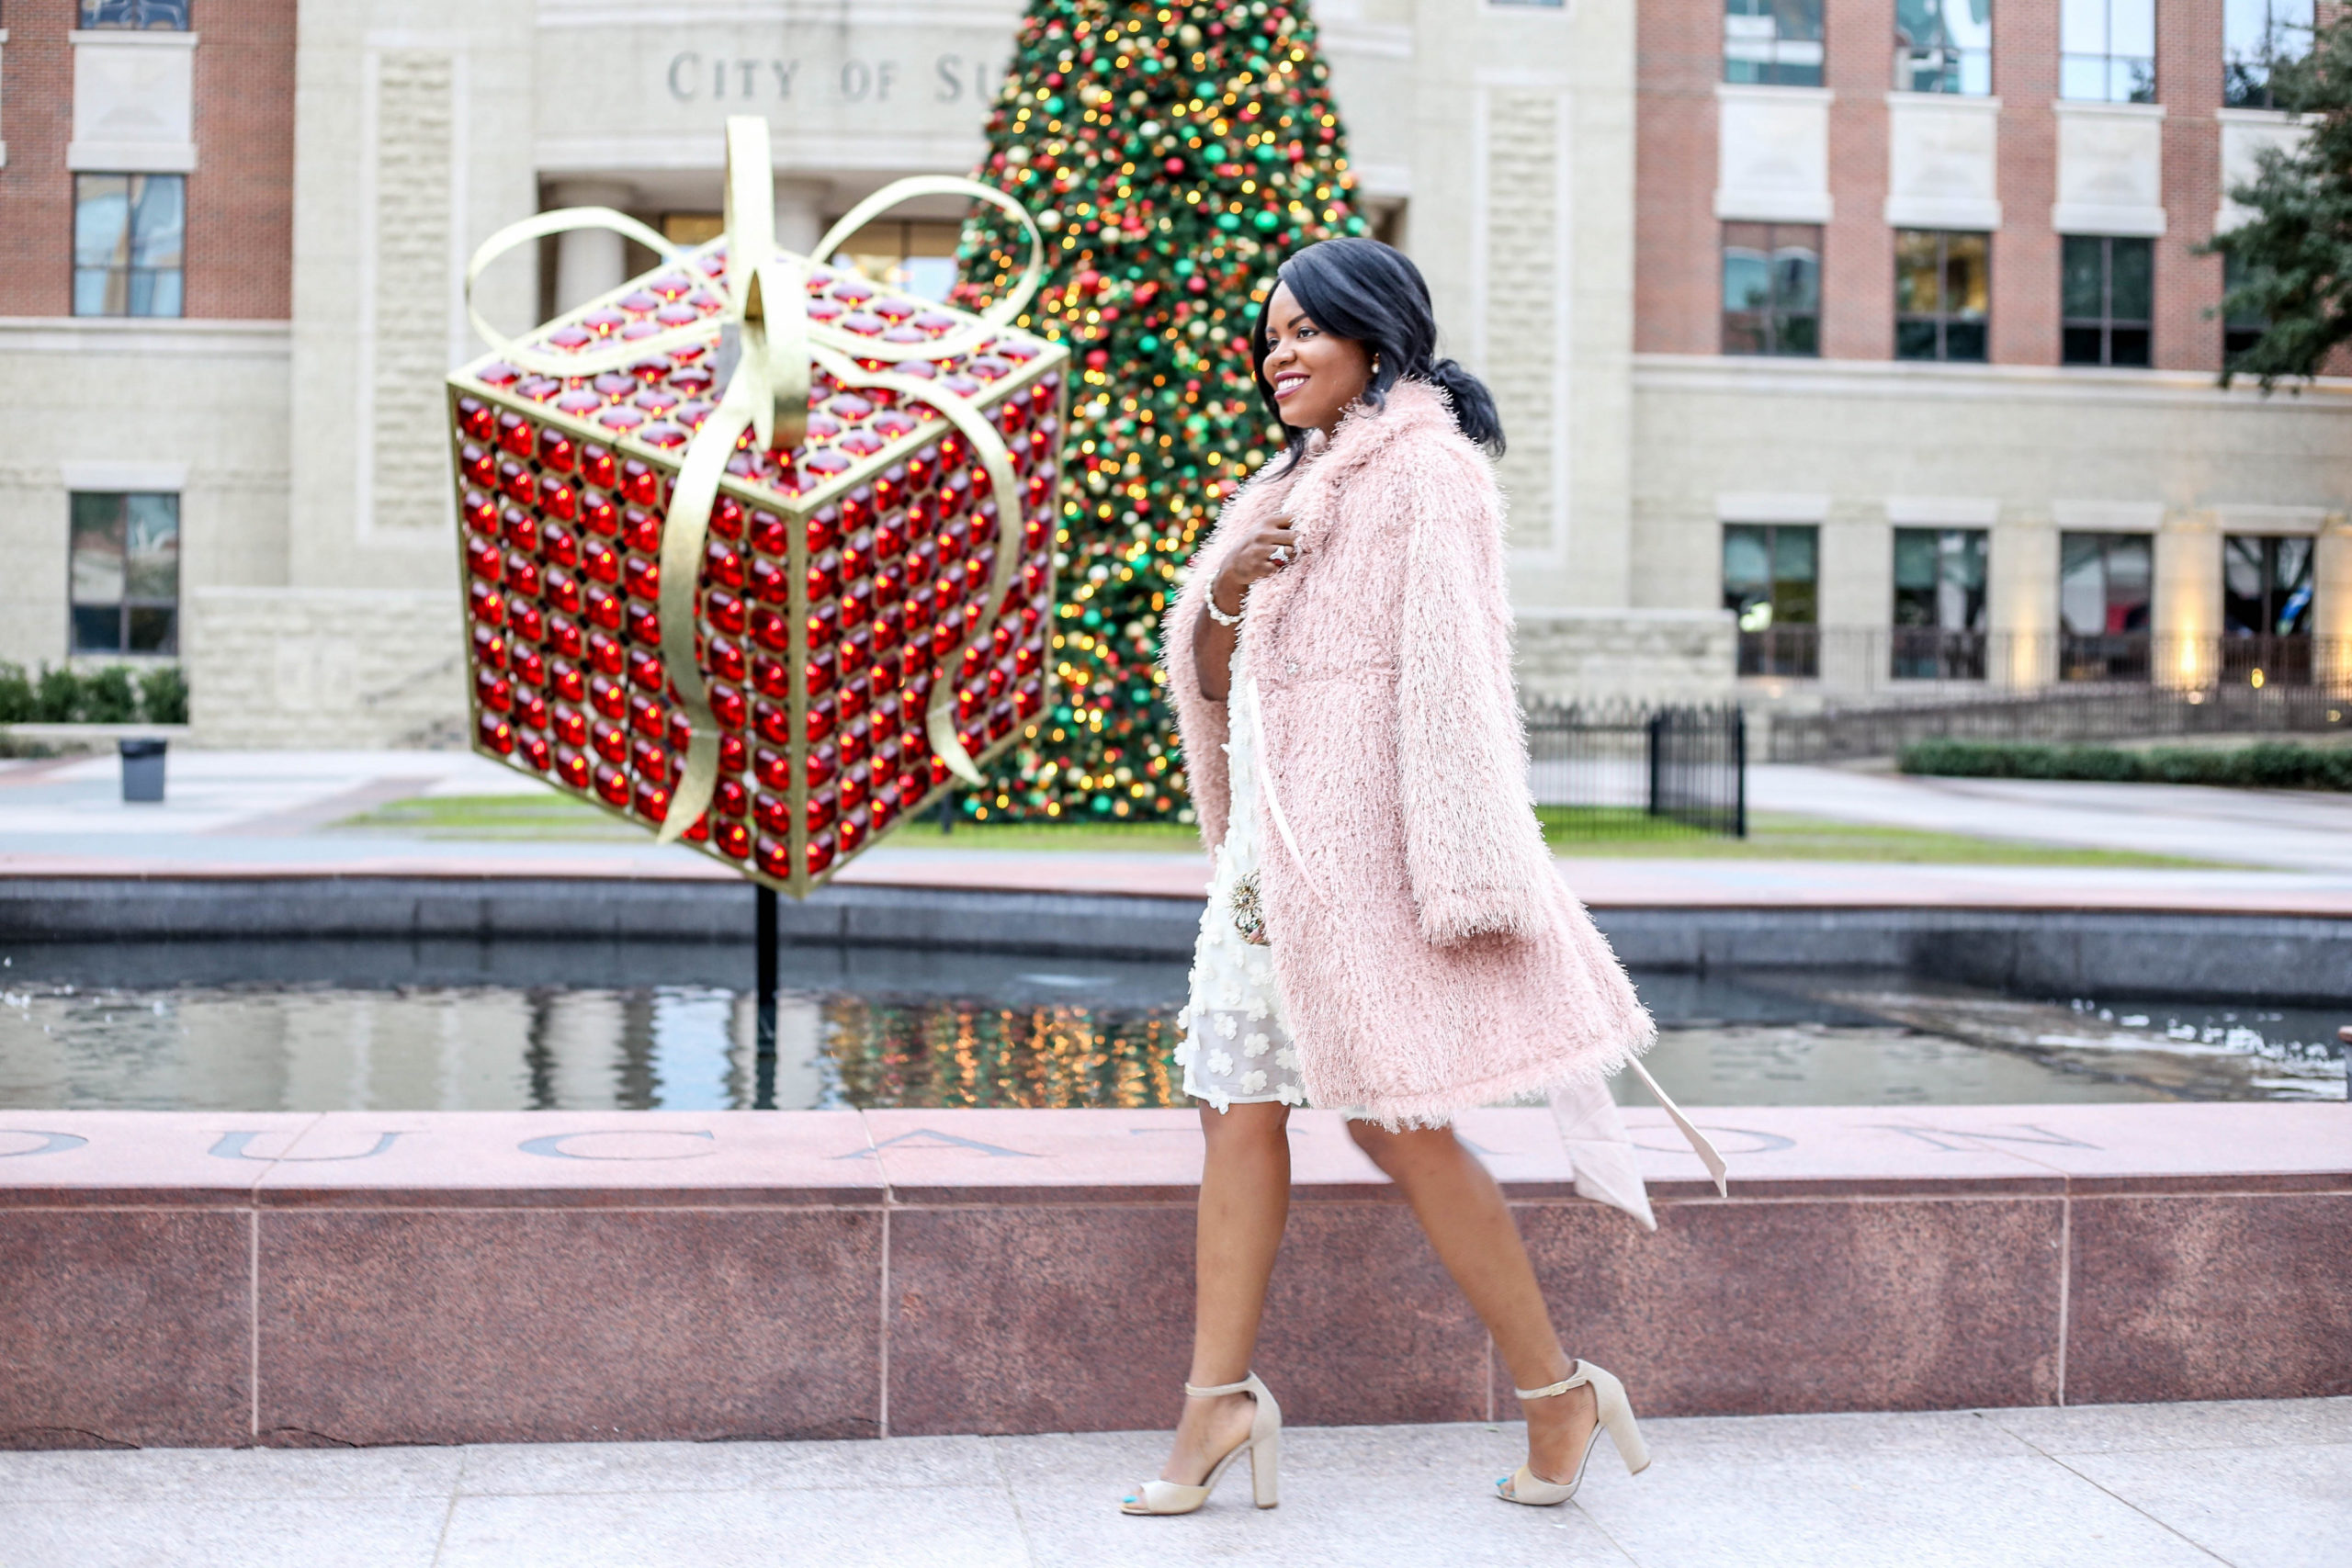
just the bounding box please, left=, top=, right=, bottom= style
left=952, top=0, right=1366, bottom=823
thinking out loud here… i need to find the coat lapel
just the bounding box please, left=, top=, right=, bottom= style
left=1245, top=382, right=1454, bottom=653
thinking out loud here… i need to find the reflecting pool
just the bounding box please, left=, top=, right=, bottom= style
left=0, top=941, right=2342, bottom=1112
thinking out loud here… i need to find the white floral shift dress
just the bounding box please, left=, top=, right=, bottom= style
left=1175, top=641, right=1309, bottom=1111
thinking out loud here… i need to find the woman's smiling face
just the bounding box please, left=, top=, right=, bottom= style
left=1258, top=282, right=1373, bottom=437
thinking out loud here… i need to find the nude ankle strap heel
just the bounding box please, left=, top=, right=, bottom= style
left=1120, top=1371, right=1282, bottom=1515
left=1495, top=1360, right=1648, bottom=1506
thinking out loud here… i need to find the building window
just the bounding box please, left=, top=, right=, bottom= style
left=74, top=174, right=185, bottom=318
left=1892, top=527, right=1989, bottom=678
left=2058, top=531, right=2152, bottom=681
left=2224, top=0, right=2313, bottom=108
left=2222, top=534, right=2316, bottom=683
left=2060, top=235, right=2152, bottom=367
left=69, top=492, right=181, bottom=656
left=77, top=0, right=192, bottom=27
left=2222, top=253, right=2270, bottom=362
left=1724, top=0, right=1825, bottom=88
left=830, top=219, right=962, bottom=303
left=1895, top=0, right=1993, bottom=95
left=1894, top=231, right=1990, bottom=361
left=2060, top=0, right=2155, bottom=103
left=1723, top=223, right=1822, bottom=356
left=1724, top=523, right=1820, bottom=677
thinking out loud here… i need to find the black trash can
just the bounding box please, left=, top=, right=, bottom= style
left=119, top=738, right=167, bottom=804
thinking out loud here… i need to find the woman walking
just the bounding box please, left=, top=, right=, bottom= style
left=1125, top=237, right=1672, bottom=1517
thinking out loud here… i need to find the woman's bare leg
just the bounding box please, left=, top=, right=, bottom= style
left=1159, top=1100, right=1292, bottom=1484
left=1347, top=1120, right=1598, bottom=1483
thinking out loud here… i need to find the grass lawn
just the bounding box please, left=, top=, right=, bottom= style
left=334, top=792, right=649, bottom=840
left=338, top=793, right=2217, bottom=867
left=1536, top=807, right=2217, bottom=867
left=877, top=817, right=1204, bottom=852
left=333, top=790, right=1206, bottom=852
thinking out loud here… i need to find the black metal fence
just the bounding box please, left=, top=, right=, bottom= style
left=1524, top=702, right=1747, bottom=838
left=1770, top=680, right=2352, bottom=762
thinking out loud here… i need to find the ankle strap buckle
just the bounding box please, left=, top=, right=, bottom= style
left=1183, top=1372, right=1261, bottom=1398
left=1511, top=1363, right=1590, bottom=1402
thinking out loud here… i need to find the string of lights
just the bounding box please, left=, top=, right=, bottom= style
left=951, top=0, right=1366, bottom=822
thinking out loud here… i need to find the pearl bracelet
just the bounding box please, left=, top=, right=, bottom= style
left=1204, top=591, right=1246, bottom=628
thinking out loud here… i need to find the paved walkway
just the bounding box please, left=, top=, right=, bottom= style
left=7, top=751, right=2352, bottom=915
left=1, top=1399, right=2341, bottom=1567
left=1753, top=763, right=2352, bottom=874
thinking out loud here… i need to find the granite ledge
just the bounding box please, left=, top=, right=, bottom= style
left=0, top=1104, right=2343, bottom=1209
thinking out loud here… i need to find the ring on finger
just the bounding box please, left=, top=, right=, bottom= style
left=1269, top=545, right=1291, bottom=564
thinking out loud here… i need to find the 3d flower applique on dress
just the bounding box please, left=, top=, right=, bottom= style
left=1275, top=1046, right=1301, bottom=1070
left=1172, top=639, right=1310, bottom=1116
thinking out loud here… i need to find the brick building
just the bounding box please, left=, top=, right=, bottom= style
left=1633, top=0, right=2352, bottom=697
left=0, top=0, right=2346, bottom=746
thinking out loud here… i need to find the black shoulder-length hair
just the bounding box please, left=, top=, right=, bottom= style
left=1248, top=236, right=1505, bottom=471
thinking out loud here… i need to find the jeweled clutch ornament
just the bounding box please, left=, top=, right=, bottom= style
left=446, top=117, right=1065, bottom=895
left=1230, top=871, right=1269, bottom=947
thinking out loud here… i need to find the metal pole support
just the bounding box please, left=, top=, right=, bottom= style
left=753, top=885, right=778, bottom=1110
left=1734, top=708, right=1748, bottom=839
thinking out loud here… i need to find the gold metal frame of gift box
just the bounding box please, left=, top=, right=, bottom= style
left=445, top=121, right=1068, bottom=899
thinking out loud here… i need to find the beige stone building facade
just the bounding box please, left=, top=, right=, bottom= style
left=1, top=0, right=2346, bottom=746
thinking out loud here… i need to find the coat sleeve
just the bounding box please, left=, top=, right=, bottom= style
left=1159, top=496, right=1248, bottom=855
left=1395, top=441, right=1555, bottom=944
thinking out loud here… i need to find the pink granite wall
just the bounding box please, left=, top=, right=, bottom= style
left=1, top=1105, right=2345, bottom=1449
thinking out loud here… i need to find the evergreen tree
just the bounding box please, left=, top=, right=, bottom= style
left=2210, top=16, right=2352, bottom=387
left=952, top=0, right=1366, bottom=822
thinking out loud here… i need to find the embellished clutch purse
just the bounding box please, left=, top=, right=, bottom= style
left=1231, top=871, right=1270, bottom=946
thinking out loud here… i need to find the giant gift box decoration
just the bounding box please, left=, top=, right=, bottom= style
left=446, top=118, right=1066, bottom=895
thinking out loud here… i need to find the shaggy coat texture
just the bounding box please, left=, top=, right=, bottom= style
left=1163, top=379, right=1656, bottom=1126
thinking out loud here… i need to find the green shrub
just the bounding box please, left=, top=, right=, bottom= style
left=81, top=666, right=138, bottom=724
left=0, top=663, right=32, bottom=724
left=2048, top=744, right=2145, bottom=782
left=1900, top=737, right=2351, bottom=792
left=1896, top=738, right=2002, bottom=776
left=35, top=666, right=81, bottom=722
left=0, top=663, right=189, bottom=727
left=137, top=664, right=189, bottom=725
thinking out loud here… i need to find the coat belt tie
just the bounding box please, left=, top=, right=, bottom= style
left=1252, top=677, right=1725, bottom=1192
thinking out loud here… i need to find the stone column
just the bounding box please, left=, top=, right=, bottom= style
left=1989, top=515, right=2058, bottom=691
left=2314, top=514, right=2352, bottom=687
left=775, top=176, right=831, bottom=259
left=1817, top=508, right=1892, bottom=696
left=2153, top=513, right=2222, bottom=688
left=546, top=178, right=637, bottom=314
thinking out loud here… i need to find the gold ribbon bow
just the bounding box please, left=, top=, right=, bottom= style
left=461, top=117, right=1049, bottom=843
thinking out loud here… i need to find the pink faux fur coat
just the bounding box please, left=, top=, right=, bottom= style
left=1163, top=380, right=1656, bottom=1127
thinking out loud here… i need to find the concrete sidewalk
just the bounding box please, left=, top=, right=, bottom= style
left=1, top=1399, right=2341, bottom=1567
left=14, top=750, right=2349, bottom=875
left=10, top=750, right=2352, bottom=915
left=1754, top=763, right=2352, bottom=874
